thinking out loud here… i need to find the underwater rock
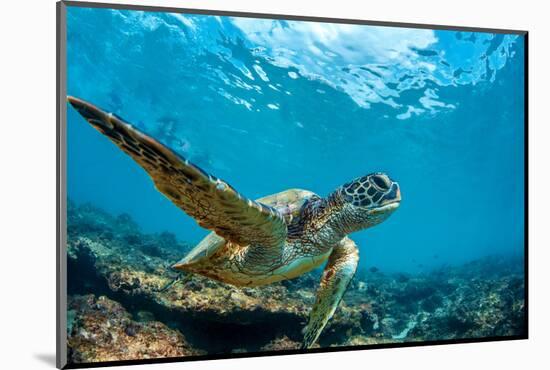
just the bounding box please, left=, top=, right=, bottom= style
left=67, top=294, right=202, bottom=363
left=356, top=281, right=368, bottom=292
left=260, top=336, right=301, bottom=351
left=408, top=274, right=525, bottom=340
left=67, top=201, right=525, bottom=354
left=67, top=203, right=359, bottom=351
left=342, top=335, right=397, bottom=346
left=68, top=236, right=312, bottom=320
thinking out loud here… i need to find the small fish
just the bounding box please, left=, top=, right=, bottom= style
left=369, top=266, right=379, bottom=273
left=397, top=274, right=409, bottom=283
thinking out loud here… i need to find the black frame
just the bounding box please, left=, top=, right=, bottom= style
left=56, top=1, right=529, bottom=368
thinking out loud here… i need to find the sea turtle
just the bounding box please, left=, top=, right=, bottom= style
left=67, top=96, right=402, bottom=348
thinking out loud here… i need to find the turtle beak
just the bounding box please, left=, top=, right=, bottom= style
left=380, top=182, right=401, bottom=207
left=395, top=183, right=402, bottom=202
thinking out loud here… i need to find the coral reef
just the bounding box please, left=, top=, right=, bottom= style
left=66, top=201, right=525, bottom=363
left=67, top=294, right=202, bottom=363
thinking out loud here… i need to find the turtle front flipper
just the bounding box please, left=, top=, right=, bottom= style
left=67, top=96, right=287, bottom=249
left=302, top=237, right=359, bottom=349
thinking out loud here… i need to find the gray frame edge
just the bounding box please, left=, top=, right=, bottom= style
left=56, top=1, right=68, bottom=369
left=61, top=0, right=527, bottom=35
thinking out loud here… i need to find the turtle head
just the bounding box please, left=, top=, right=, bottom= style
left=329, top=173, right=401, bottom=234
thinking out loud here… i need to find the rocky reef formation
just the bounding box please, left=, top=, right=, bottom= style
left=66, top=201, right=525, bottom=364
left=67, top=294, right=202, bottom=363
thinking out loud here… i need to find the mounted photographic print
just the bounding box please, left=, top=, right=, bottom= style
left=56, top=1, right=528, bottom=368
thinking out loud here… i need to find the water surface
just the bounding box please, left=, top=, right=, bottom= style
left=67, top=7, right=525, bottom=273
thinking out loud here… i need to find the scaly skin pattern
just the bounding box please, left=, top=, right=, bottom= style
left=302, top=237, right=359, bottom=349
left=67, top=96, right=401, bottom=349
left=175, top=192, right=340, bottom=287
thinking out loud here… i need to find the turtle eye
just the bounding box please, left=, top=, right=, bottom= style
left=371, top=175, right=390, bottom=190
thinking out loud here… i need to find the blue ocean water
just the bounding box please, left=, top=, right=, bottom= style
left=66, top=7, right=525, bottom=273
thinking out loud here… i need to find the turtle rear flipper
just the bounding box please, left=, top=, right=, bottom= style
left=302, top=237, right=359, bottom=349
left=67, top=96, right=287, bottom=250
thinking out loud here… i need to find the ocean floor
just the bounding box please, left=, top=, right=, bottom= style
left=66, top=201, right=525, bottom=364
